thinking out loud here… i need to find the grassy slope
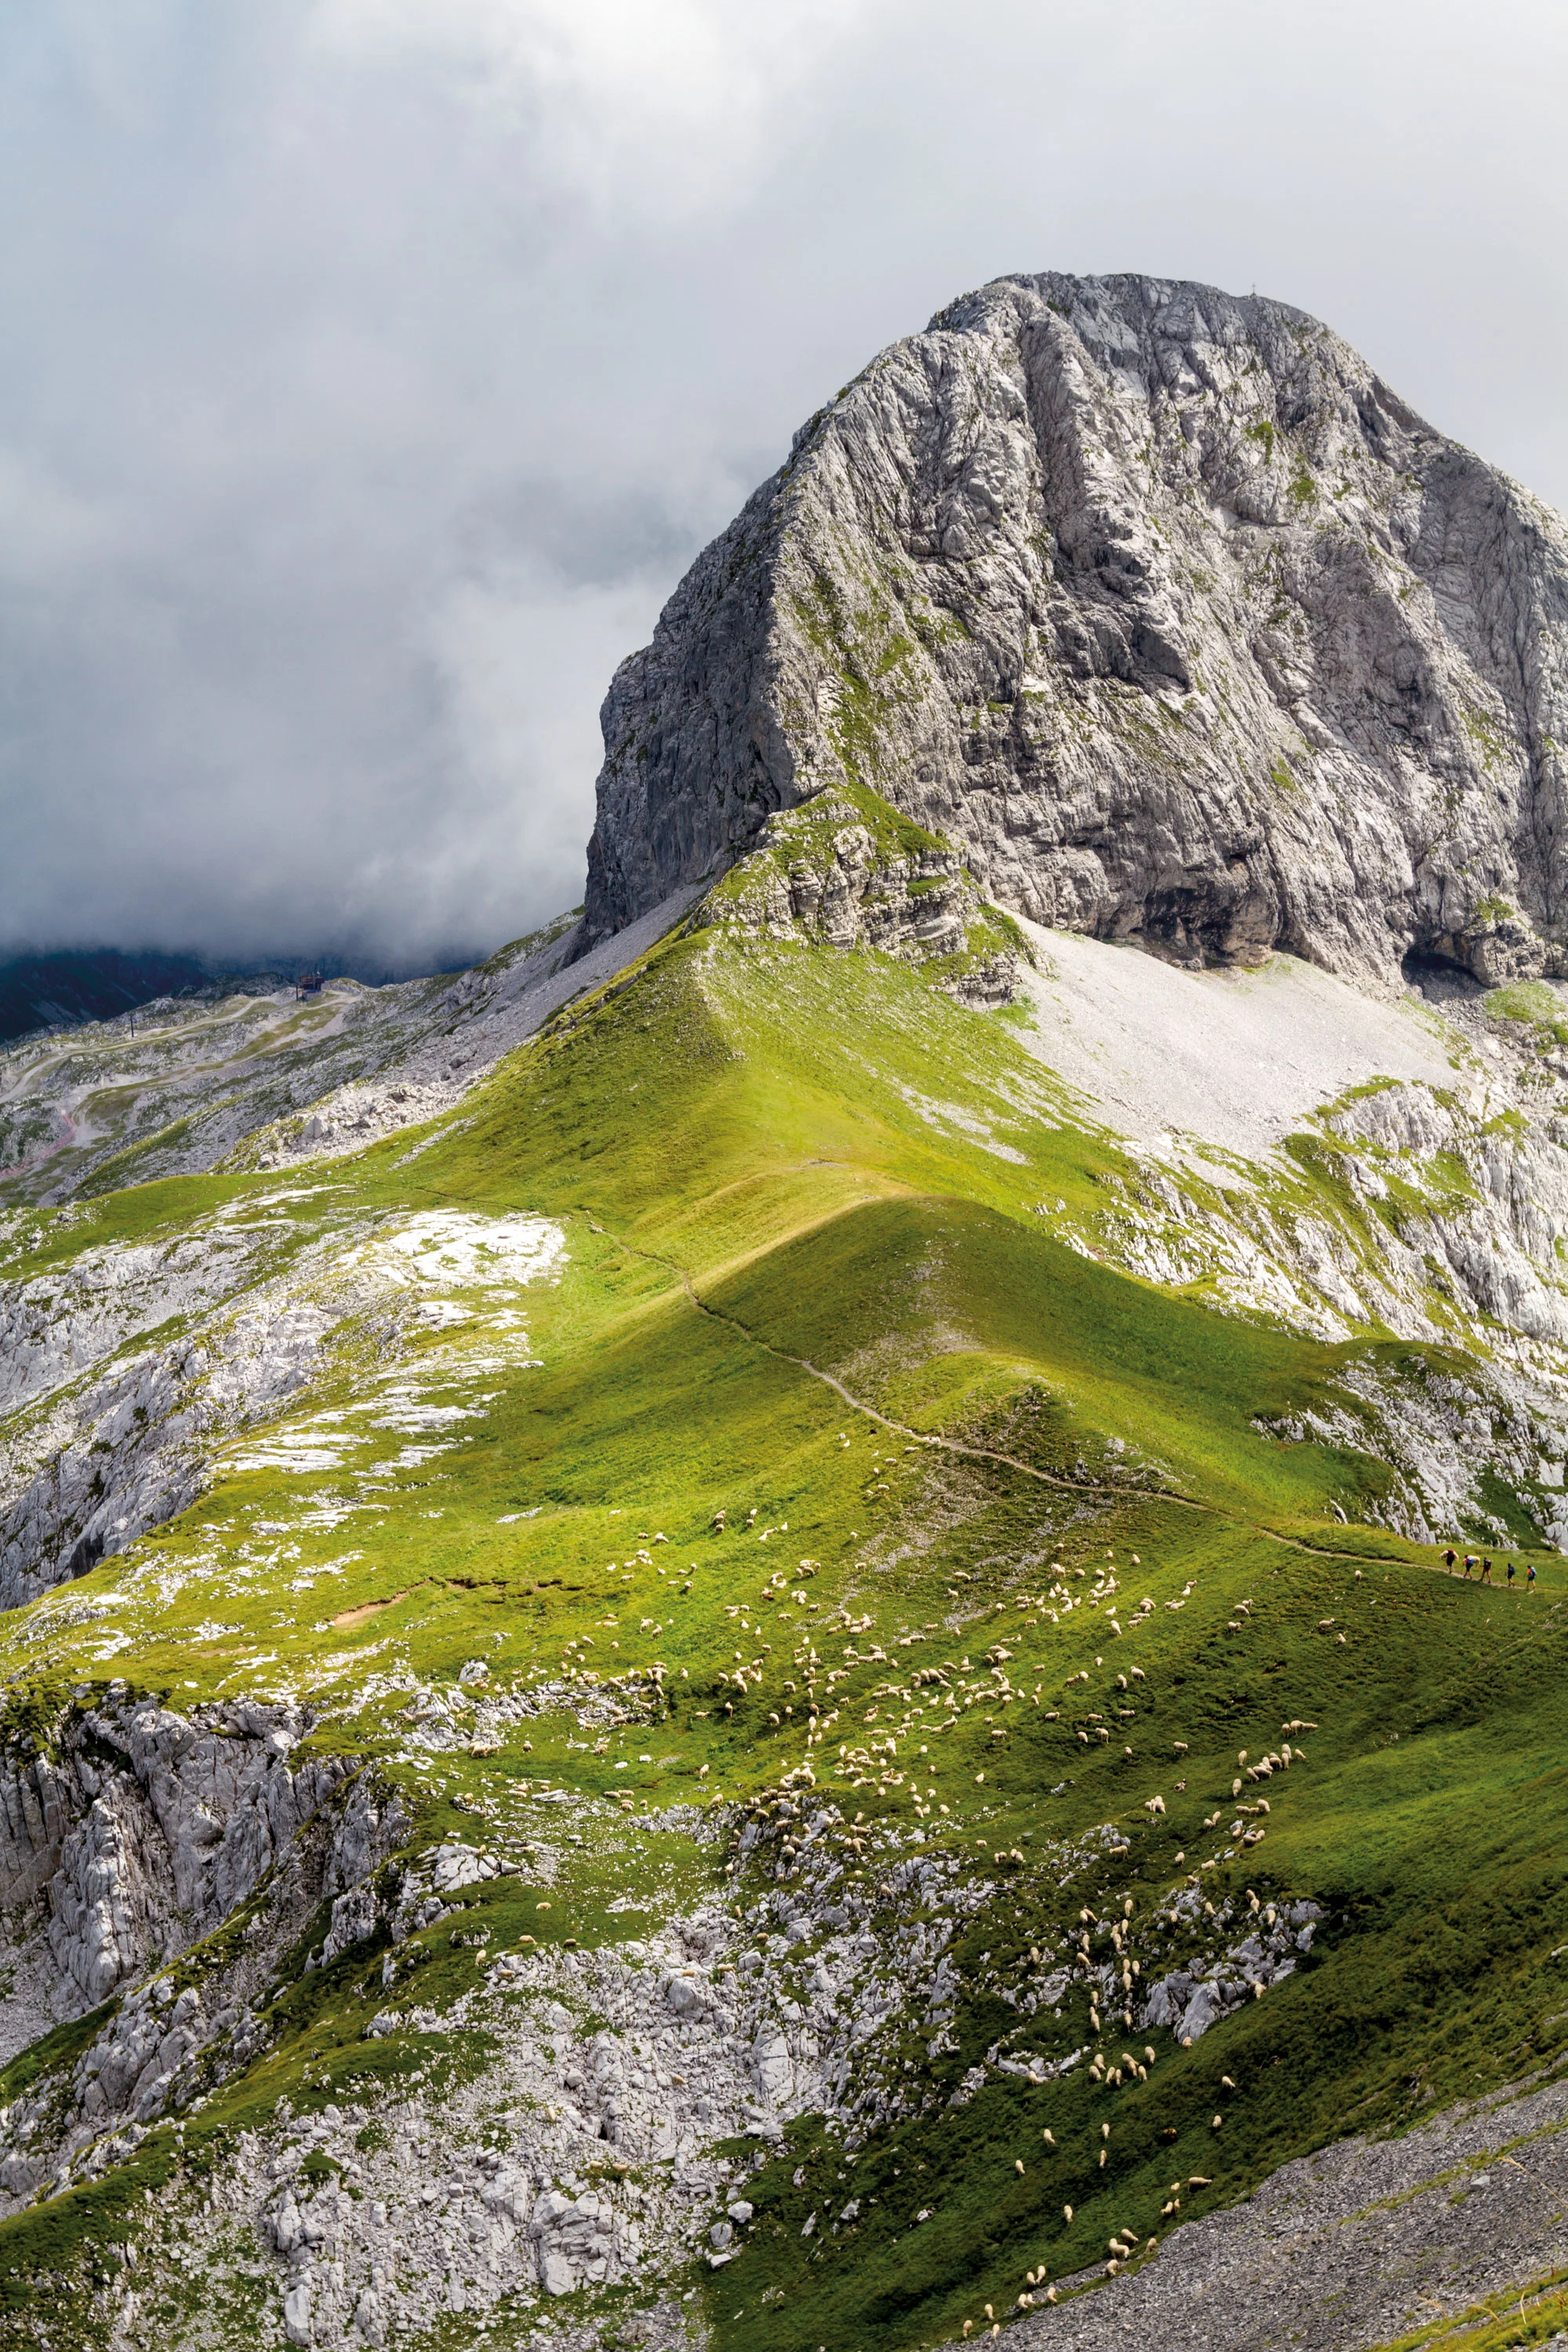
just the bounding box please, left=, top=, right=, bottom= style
left=0, top=925, right=1565, bottom=2348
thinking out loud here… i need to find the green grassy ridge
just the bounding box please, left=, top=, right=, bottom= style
left=0, top=927, right=1542, bottom=1769
left=396, top=917, right=1419, bottom=1422
left=0, top=923, right=1564, bottom=2346
left=399, top=927, right=1090, bottom=1269
left=699, top=1192, right=1414, bottom=1526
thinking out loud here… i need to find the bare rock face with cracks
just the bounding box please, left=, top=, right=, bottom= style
left=583, top=270, right=1568, bottom=989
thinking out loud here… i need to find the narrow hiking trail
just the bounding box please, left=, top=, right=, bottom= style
left=572, top=1207, right=1552, bottom=1592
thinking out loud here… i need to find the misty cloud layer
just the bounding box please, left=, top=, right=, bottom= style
left=2, top=0, right=1564, bottom=969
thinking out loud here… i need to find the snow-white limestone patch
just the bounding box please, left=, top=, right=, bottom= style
left=373, top=1212, right=566, bottom=1290
left=1011, top=921, right=1457, bottom=1160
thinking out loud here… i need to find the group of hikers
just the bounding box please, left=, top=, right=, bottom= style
left=1443, top=1547, right=1537, bottom=1590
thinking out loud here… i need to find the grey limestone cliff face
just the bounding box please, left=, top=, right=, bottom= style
left=582, top=270, right=1568, bottom=987
left=0, top=1697, right=384, bottom=2014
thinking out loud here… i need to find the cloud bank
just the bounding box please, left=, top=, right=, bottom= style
left=1, top=0, right=1563, bottom=967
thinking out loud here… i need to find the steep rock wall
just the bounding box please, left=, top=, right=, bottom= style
left=0, top=1697, right=379, bottom=2009
left=0, top=1696, right=408, bottom=2209
left=583, top=270, right=1568, bottom=988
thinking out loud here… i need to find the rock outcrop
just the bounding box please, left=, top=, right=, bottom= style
left=583, top=270, right=1568, bottom=989
left=694, top=782, right=1030, bottom=1006
left=0, top=1695, right=387, bottom=2015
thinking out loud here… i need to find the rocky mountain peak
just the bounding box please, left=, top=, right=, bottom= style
left=582, top=268, right=1568, bottom=989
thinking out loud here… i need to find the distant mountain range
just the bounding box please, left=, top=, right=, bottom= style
left=0, top=947, right=212, bottom=1044
left=0, top=944, right=472, bottom=1044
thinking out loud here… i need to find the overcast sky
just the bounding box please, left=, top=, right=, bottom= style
left=1, top=0, right=1564, bottom=970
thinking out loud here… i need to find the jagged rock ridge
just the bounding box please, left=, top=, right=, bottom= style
left=583, top=270, right=1568, bottom=988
